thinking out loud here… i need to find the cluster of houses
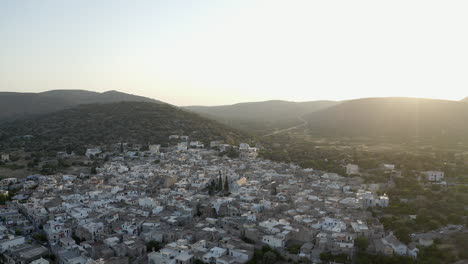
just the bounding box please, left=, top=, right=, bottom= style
left=0, top=138, right=446, bottom=264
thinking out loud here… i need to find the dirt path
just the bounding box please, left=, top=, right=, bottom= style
left=262, top=115, right=308, bottom=137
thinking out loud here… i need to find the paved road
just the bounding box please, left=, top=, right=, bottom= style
left=262, top=115, right=308, bottom=137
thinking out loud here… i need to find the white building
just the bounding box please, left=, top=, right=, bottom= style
left=189, top=141, right=204, bottom=148
left=378, top=194, right=389, bottom=207
left=0, top=178, right=17, bottom=189
left=203, top=247, right=227, bottom=263
left=381, top=233, right=414, bottom=256
left=1, top=154, right=10, bottom=161
left=357, top=191, right=389, bottom=208
left=85, top=148, right=102, bottom=158
left=242, top=211, right=257, bottom=222
left=43, top=219, right=71, bottom=244
left=177, top=142, right=188, bottom=151
left=0, top=235, right=25, bottom=253
left=346, top=164, right=359, bottom=175
left=422, top=171, right=444, bottom=182
left=239, top=143, right=250, bottom=151
left=381, top=164, right=396, bottom=170
left=239, top=143, right=258, bottom=159
left=229, top=249, right=251, bottom=263
left=149, top=144, right=160, bottom=154
left=262, top=233, right=287, bottom=248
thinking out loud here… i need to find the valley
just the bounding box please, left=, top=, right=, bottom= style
left=0, top=90, right=467, bottom=264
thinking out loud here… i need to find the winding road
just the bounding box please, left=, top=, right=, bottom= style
left=262, top=115, right=308, bottom=137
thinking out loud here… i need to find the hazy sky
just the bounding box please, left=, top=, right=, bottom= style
left=1, top=0, right=467, bottom=106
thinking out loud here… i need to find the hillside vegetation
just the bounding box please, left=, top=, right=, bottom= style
left=0, top=102, right=250, bottom=153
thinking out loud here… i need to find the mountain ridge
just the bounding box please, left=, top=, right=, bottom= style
left=0, top=89, right=161, bottom=122
left=303, top=97, right=468, bottom=143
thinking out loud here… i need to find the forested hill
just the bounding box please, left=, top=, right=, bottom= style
left=185, top=100, right=339, bottom=135
left=304, top=97, right=468, bottom=143
left=0, top=102, right=250, bottom=152
left=0, top=90, right=160, bottom=122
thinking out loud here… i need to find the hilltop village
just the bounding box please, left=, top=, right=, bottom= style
left=0, top=136, right=461, bottom=264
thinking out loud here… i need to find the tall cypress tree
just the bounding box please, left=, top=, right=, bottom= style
left=224, top=175, right=229, bottom=191
left=209, top=180, right=215, bottom=195
left=218, top=172, right=223, bottom=191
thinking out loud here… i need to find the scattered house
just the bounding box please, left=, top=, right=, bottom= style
left=346, top=164, right=359, bottom=175
left=239, top=143, right=249, bottom=150
left=190, top=141, right=205, bottom=149
left=378, top=194, right=389, bottom=207
left=380, top=233, right=416, bottom=257
left=210, top=141, right=223, bottom=148
left=85, top=148, right=102, bottom=158
left=149, top=144, right=161, bottom=154
left=239, top=143, right=258, bottom=159
left=178, top=142, right=188, bottom=151
left=1, top=153, right=10, bottom=161
left=380, top=164, right=396, bottom=171
left=422, top=171, right=444, bottom=182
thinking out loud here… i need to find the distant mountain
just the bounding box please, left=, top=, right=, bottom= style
left=304, top=97, right=468, bottom=143
left=0, top=90, right=160, bottom=122
left=0, top=102, right=250, bottom=152
left=185, top=100, right=339, bottom=135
